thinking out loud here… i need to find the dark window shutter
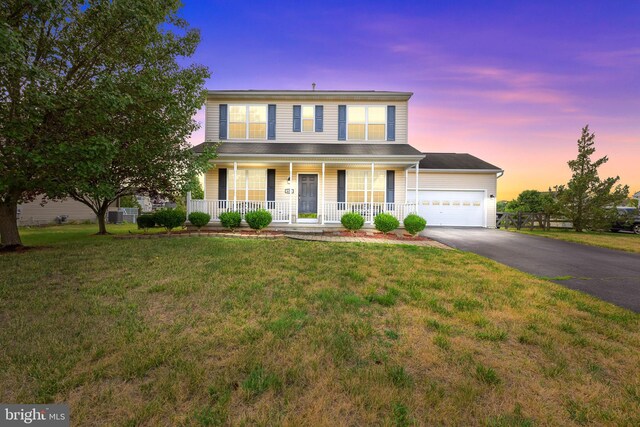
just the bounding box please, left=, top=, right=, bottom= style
left=219, top=104, right=228, bottom=140
left=337, top=170, right=346, bottom=208
left=315, top=105, right=323, bottom=132
left=293, top=105, right=301, bottom=132
left=267, top=169, right=276, bottom=205
left=386, top=170, right=395, bottom=208
left=267, top=104, right=276, bottom=140
left=387, top=105, right=395, bottom=141
left=338, top=105, right=346, bottom=140
left=218, top=168, right=227, bottom=208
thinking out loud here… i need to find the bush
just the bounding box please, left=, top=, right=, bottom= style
left=219, top=211, right=242, bottom=231
left=245, top=209, right=272, bottom=232
left=153, top=208, right=186, bottom=233
left=374, top=212, right=399, bottom=234
left=403, top=214, right=427, bottom=236
left=136, top=214, right=156, bottom=232
left=341, top=212, right=365, bottom=233
left=188, top=211, right=211, bottom=230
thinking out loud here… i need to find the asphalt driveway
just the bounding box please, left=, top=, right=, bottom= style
left=424, top=228, right=640, bottom=312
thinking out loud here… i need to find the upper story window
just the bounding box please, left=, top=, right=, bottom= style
left=228, top=105, right=267, bottom=139
left=302, top=106, right=315, bottom=132
left=347, top=106, right=386, bottom=141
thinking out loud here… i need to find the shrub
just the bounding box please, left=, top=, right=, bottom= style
left=245, top=209, right=272, bottom=232
left=341, top=212, right=365, bottom=233
left=153, top=208, right=186, bottom=233
left=219, top=211, right=242, bottom=231
left=404, top=213, right=427, bottom=236
left=136, top=214, right=156, bottom=232
left=374, top=212, right=399, bottom=234
left=188, top=211, right=211, bottom=230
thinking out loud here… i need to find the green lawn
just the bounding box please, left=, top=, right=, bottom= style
left=515, top=229, right=640, bottom=253
left=1, top=225, right=639, bottom=426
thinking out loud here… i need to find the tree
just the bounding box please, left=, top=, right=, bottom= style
left=0, top=0, right=212, bottom=246
left=554, top=126, right=628, bottom=232
left=504, top=189, right=558, bottom=214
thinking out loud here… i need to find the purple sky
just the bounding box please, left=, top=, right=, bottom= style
left=182, top=0, right=640, bottom=199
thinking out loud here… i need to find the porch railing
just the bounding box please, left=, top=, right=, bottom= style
left=189, top=199, right=291, bottom=223
left=188, top=198, right=417, bottom=225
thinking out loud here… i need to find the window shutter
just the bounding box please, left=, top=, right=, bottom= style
left=267, top=169, right=276, bottom=204
left=219, top=104, right=228, bottom=140
left=387, top=105, right=395, bottom=141
left=338, top=105, right=346, bottom=140
left=293, top=105, right=301, bottom=132
left=315, top=105, right=323, bottom=132
left=337, top=170, right=346, bottom=208
left=386, top=170, right=395, bottom=207
left=218, top=168, right=227, bottom=208
left=267, top=104, right=276, bottom=140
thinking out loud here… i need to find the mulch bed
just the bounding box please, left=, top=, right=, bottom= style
left=115, top=229, right=284, bottom=239
left=325, top=231, right=431, bottom=241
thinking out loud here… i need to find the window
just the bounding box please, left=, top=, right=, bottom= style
left=227, top=169, right=267, bottom=201
left=228, top=105, right=267, bottom=139
left=302, top=106, right=314, bottom=132
left=347, top=106, right=386, bottom=141
left=347, top=170, right=385, bottom=203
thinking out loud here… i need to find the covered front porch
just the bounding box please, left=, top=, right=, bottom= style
left=188, top=159, right=423, bottom=226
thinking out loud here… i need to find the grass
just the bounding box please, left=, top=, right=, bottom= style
left=1, top=224, right=639, bottom=425
left=515, top=229, right=640, bottom=253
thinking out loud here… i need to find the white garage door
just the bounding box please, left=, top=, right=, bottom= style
left=410, top=190, right=485, bottom=227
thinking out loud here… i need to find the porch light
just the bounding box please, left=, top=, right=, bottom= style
left=490, top=194, right=495, bottom=198
left=287, top=176, right=291, bottom=184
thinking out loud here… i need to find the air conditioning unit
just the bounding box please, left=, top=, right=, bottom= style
left=107, top=211, right=124, bottom=224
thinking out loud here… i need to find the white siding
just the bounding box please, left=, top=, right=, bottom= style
left=18, top=196, right=97, bottom=226
left=205, top=99, right=408, bottom=145
left=408, top=172, right=499, bottom=228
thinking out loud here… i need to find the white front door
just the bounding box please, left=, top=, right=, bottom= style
left=410, top=190, right=486, bottom=227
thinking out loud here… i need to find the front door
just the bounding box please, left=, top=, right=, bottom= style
left=298, top=174, right=318, bottom=216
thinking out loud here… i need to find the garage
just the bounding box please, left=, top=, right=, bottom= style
left=407, top=153, right=503, bottom=228
left=414, top=190, right=485, bottom=227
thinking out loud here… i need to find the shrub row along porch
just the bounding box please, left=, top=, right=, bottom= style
left=189, top=159, right=424, bottom=225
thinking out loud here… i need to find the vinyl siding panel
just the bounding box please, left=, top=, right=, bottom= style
left=407, top=172, right=498, bottom=228
left=18, top=196, right=97, bottom=225
left=205, top=99, right=408, bottom=144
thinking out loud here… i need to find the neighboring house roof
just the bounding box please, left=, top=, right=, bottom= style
left=207, top=90, right=413, bottom=101
left=419, top=153, right=502, bottom=172
left=192, top=142, right=425, bottom=159
left=633, top=191, right=640, bottom=198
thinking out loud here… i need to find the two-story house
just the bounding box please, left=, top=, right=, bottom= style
left=189, top=90, right=503, bottom=228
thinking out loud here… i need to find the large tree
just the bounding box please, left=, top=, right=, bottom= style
left=554, top=125, right=628, bottom=232
left=0, top=0, right=210, bottom=247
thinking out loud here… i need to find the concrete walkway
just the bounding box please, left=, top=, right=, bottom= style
left=286, top=234, right=450, bottom=248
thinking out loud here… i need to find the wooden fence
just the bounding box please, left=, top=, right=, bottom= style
left=496, top=212, right=573, bottom=230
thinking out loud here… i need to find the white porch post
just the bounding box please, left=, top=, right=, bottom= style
left=186, top=191, right=192, bottom=216
left=289, top=161, right=293, bottom=224
left=321, top=162, right=325, bottom=224
left=415, top=162, right=419, bottom=214
left=370, top=162, right=375, bottom=224
left=233, top=162, right=237, bottom=211
left=405, top=168, right=408, bottom=204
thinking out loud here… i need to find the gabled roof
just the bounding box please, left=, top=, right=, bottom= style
left=192, top=142, right=424, bottom=159
left=419, top=153, right=502, bottom=171
left=207, top=90, right=413, bottom=101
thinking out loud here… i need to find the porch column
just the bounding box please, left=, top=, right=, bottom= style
left=289, top=162, right=293, bottom=224
left=405, top=168, right=408, bottom=204
left=370, top=162, right=375, bottom=224
left=321, top=162, right=325, bottom=224
left=233, top=161, right=238, bottom=211
left=415, top=162, right=419, bottom=214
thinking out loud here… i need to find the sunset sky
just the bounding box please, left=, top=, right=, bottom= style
left=181, top=0, right=639, bottom=200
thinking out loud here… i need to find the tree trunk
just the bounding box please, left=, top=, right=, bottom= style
left=0, top=198, right=22, bottom=248
left=96, top=206, right=109, bottom=235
